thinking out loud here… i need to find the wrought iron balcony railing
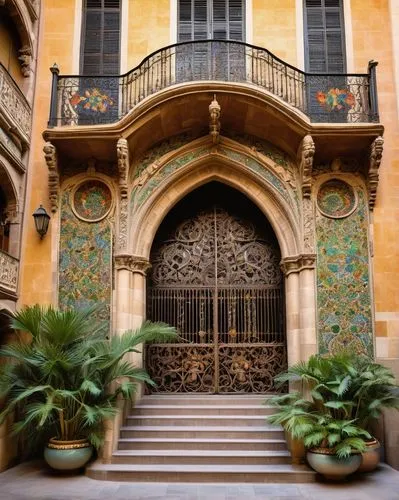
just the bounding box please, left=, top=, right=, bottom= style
left=0, top=250, right=19, bottom=295
left=48, top=40, right=379, bottom=127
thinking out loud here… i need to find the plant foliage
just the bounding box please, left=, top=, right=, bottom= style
left=0, top=305, right=177, bottom=451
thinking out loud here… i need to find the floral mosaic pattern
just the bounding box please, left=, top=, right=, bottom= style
left=316, top=189, right=373, bottom=356
left=316, top=88, right=355, bottom=112
left=317, top=180, right=356, bottom=218
left=59, top=188, right=112, bottom=332
left=73, top=180, right=112, bottom=221
left=69, top=88, right=114, bottom=113
left=131, top=145, right=298, bottom=216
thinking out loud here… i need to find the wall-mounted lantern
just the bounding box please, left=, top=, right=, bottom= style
left=32, top=205, right=50, bottom=239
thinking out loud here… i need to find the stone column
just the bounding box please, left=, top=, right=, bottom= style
left=281, top=254, right=317, bottom=365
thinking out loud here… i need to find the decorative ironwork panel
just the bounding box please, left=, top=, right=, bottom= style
left=218, top=344, right=286, bottom=393
left=147, top=207, right=286, bottom=394
left=49, top=40, right=379, bottom=126
left=146, top=344, right=215, bottom=393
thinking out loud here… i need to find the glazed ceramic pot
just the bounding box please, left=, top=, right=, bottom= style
left=44, top=438, right=93, bottom=470
left=307, top=448, right=361, bottom=480
left=358, top=439, right=380, bottom=472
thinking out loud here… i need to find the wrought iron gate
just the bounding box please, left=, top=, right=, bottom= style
left=146, top=208, right=286, bottom=393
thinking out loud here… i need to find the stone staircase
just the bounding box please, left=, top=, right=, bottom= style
left=86, top=394, right=316, bottom=482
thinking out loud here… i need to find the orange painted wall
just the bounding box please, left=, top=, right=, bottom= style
left=19, top=0, right=77, bottom=306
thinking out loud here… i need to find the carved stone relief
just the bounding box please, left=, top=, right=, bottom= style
left=117, top=138, right=129, bottom=251
left=297, top=135, right=315, bottom=198
left=114, top=254, right=151, bottom=275
left=368, top=136, right=384, bottom=210
left=43, top=142, right=59, bottom=213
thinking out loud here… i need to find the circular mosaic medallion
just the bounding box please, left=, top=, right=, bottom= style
left=317, top=180, right=357, bottom=218
left=72, top=180, right=112, bottom=222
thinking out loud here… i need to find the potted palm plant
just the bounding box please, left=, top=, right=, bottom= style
left=268, top=392, right=369, bottom=480
left=268, top=353, right=399, bottom=476
left=0, top=305, right=176, bottom=470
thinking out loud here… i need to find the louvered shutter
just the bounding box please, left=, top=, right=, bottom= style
left=81, top=0, right=121, bottom=75
left=178, top=0, right=244, bottom=42
left=304, top=0, right=345, bottom=73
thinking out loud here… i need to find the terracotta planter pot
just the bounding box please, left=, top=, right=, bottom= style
left=358, top=439, right=380, bottom=473
left=306, top=448, right=361, bottom=481
left=44, top=438, right=93, bottom=471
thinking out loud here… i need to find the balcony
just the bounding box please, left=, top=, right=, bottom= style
left=48, top=40, right=379, bottom=128
left=0, top=62, right=31, bottom=144
left=0, top=250, right=19, bottom=297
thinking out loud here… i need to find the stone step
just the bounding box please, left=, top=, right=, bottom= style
left=120, top=425, right=284, bottom=440
left=137, top=395, right=273, bottom=406
left=125, top=415, right=270, bottom=426
left=117, top=437, right=288, bottom=451
left=111, top=449, right=291, bottom=465
left=132, top=404, right=276, bottom=416
left=86, top=462, right=316, bottom=483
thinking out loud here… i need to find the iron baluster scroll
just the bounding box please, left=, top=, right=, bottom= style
left=146, top=208, right=287, bottom=394
left=48, top=40, right=379, bottom=127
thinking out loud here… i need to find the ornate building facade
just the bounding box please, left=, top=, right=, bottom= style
left=1, top=0, right=399, bottom=473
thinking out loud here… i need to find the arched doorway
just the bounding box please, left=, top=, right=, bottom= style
left=145, top=182, right=287, bottom=394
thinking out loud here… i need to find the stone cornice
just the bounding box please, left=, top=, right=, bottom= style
left=114, top=254, right=151, bottom=275
left=280, top=254, right=317, bottom=275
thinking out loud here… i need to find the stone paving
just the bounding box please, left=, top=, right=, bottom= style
left=0, top=460, right=399, bottom=500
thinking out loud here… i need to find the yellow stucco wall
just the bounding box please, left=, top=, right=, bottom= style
left=252, top=0, right=297, bottom=66
left=19, top=0, right=77, bottom=306
left=127, top=0, right=171, bottom=70
left=0, top=9, right=25, bottom=89
left=350, top=0, right=399, bottom=358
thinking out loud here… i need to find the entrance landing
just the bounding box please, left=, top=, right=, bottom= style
left=86, top=394, right=315, bottom=483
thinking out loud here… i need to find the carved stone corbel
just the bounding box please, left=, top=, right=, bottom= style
left=18, top=46, right=32, bottom=78
left=43, top=142, right=59, bottom=213
left=116, top=138, right=129, bottom=251
left=368, top=136, right=384, bottom=210
left=209, top=95, right=221, bottom=145
left=280, top=254, right=317, bottom=276
left=297, top=135, right=315, bottom=198
left=114, top=254, right=151, bottom=276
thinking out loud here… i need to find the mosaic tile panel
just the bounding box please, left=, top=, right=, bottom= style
left=59, top=188, right=112, bottom=332
left=73, top=180, right=112, bottom=221
left=317, top=179, right=356, bottom=218
left=316, top=188, right=373, bottom=356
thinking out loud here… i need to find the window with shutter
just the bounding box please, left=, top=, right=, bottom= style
left=304, top=0, right=346, bottom=73
left=177, top=0, right=245, bottom=42
left=81, top=0, right=121, bottom=75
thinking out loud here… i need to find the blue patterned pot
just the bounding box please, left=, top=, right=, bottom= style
left=307, top=449, right=361, bottom=480
left=44, top=438, right=93, bottom=470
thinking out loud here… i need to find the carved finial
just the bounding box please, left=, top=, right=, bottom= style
left=209, top=94, right=221, bottom=145
left=298, top=135, right=315, bottom=198
left=43, top=142, right=59, bottom=213
left=117, top=138, right=129, bottom=199
left=368, top=136, right=384, bottom=210
left=18, top=46, right=32, bottom=77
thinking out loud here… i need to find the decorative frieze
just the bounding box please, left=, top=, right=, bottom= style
left=18, top=46, right=32, bottom=78
left=280, top=254, right=316, bottom=276
left=43, top=142, right=59, bottom=213
left=0, top=63, right=31, bottom=139
left=0, top=250, right=18, bottom=294
left=303, top=198, right=315, bottom=253
left=114, top=254, right=151, bottom=275
left=368, top=136, right=384, bottom=210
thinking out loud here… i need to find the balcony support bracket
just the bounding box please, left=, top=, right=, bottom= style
left=368, top=136, right=384, bottom=210
left=43, top=142, right=60, bottom=213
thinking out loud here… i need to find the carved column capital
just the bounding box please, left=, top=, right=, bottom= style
left=280, top=254, right=317, bottom=276
left=368, top=136, right=384, bottom=210
left=114, top=254, right=151, bottom=275
left=297, top=135, right=315, bottom=198
left=43, top=141, right=59, bottom=213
